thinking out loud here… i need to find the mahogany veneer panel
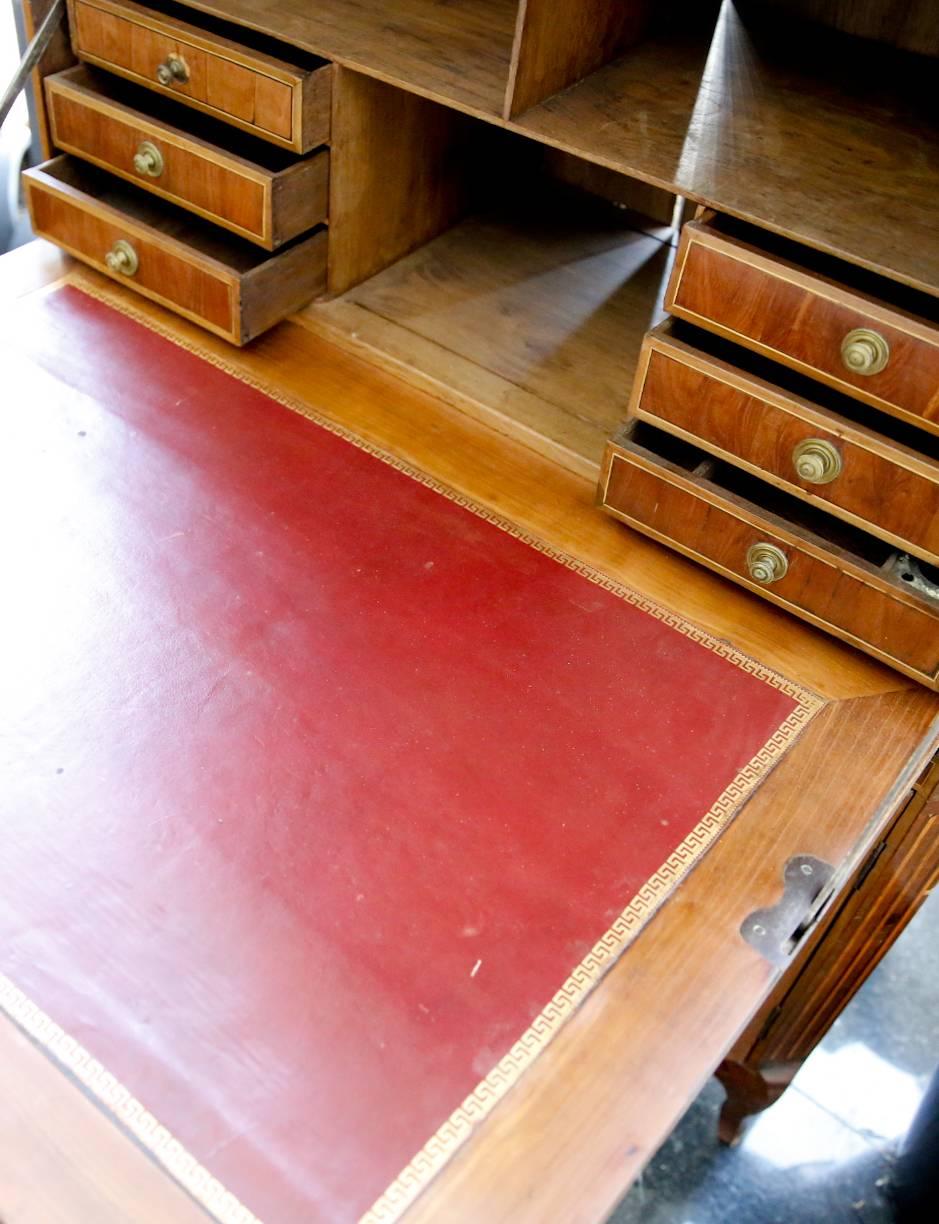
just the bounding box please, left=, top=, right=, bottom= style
left=68, top=0, right=332, bottom=151
left=633, top=325, right=939, bottom=565
left=46, top=67, right=328, bottom=249
left=668, top=219, right=939, bottom=435
left=23, top=157, right=327, bottom=343
left=601, top=435, right=939, bottom=687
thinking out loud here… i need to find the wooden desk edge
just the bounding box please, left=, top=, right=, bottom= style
left=403, top=691, right=939, bottom=1223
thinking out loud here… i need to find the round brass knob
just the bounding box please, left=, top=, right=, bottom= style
left=133, top=140, right=164, bottom=177
left=104, top=239, right=139, bottom=277
left=747, top=542, right=788, bottom=585
left=840, top=328, right=889, bottom=377
left=792, top=437, right=842, bottom=485
left=156, top=53, right=189, bottom=86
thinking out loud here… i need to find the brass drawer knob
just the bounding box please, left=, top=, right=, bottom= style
left=104, top=239, right=139, bottom=277
left=156, top=53, right=189, bottom=86
left=841, top=328, right=889, bottom=376
left=747, top=542, right=788, bottom=585
left=792, top=437, right=842, bottom=484
left=133, top=140, right=164, bottom=178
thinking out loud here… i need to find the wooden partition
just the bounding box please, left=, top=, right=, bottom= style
left=327, top=68, right=477, bottom=295
left=505, top=0, right=651, bottom=118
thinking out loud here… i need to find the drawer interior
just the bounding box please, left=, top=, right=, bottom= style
left=35, top=157, right=323, bottom=272
left=622, top=420, right=939, bottom=600
left=51, top=66, right=319, bottom=171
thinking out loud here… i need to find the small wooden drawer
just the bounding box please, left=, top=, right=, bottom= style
left=45, top=67, right=328, bottom=250
left=23, top=156, right=327, bottom=345
left=67, top=0, right=332, bottom=153
left=666, top=217, right=939, bottom=436
left=600, top=423, right=939, bottom=688
left=632, top=323, right=939, bottom=567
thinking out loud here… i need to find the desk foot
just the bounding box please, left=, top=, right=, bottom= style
left=715, top=1058, right=799, bottom=1144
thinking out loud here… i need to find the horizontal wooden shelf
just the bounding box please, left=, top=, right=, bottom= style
left=516, top=4, right=939, bottom=297
left=298, top=191, right=673, bottom=477
left=180, top=0, right=939, bottom=298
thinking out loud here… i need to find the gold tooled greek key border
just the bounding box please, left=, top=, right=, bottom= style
left=0, top=276, right=824, bottom=1224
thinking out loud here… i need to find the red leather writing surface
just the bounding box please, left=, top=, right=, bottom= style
left=0, top=286, right=808, bottom=1222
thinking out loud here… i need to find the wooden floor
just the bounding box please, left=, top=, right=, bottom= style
left=301, top=195, right=674, bottom=477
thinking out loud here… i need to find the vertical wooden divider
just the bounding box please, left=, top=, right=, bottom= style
left=326, top=66, right=475, bottom=297
left=505, top=0, right=651, bottom=119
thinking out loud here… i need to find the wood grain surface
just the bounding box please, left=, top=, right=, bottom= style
left=668, top=219, right=939, bottom=434
left=310, top=189, right=672, bottom=472
left=0, top=1014, right=211, bottom=1224
left=505, top=0, right=649, bottom=118
left=738, top=0, right=939, bottom=56
left=179, top=0, right=520, bottom=116
left=68, top=0, right=332, bottom=151
left=602, top=438, right=939, bottom=687
left=45, top=66, right=329, bottom=248
left=23, top=0, right=77, bottom=158
left=327, top=68, right=473, bottom=294
left=633, top=325, right=939, bottom=565
left=719, top=755, right=939, bottom=1137
left=23, top=158, right=327, bottom=342
left=25, top=162, right=236, bottom=334
left=84, top=2, right=939, bottom=296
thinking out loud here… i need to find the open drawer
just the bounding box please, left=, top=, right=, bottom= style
left=67, top=0, right=332, bottom=152
left=45, top=66, right=329, bottom=250
left=23, top=156, right=327, bottom=344
left=600, top=422, right=939, bottom=688
left=630, top=322, right=939, bottom=567
left=666, top=216, right=939, bottom=436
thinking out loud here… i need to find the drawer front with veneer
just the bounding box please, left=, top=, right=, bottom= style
left=23, top=157, right=327, bottom=344
left=45, top=67, right=329, bottom=249
left=600, top=424, right=939, bottom=688
left=666, top=218, right=939, bottom=435
left=632, top=324, right=939, bottom=566
left=67, top=0, right=332, bottom=152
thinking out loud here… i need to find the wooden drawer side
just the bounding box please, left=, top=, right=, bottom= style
left=600, top=444, right=939, bottom=685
